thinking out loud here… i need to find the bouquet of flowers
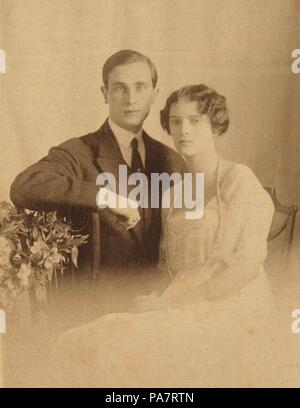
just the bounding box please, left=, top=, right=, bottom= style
left=0, top=201, right=89, bottom=310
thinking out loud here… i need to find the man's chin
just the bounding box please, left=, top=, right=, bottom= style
left=121, top=118, right=145, bottom=131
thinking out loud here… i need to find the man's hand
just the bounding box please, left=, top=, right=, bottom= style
left=97, top=187, right=140, bottom=230
left=108, top=205, right=140, bottom=230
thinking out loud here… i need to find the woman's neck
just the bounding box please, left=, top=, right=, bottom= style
left=185, top=151, right=220, bottom=181
left=182, top=151, right=221, bottom=207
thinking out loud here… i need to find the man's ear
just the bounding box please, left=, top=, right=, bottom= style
left=101, top=86, right=108, bottom=104
left=152, top=87, right=159, bottom=104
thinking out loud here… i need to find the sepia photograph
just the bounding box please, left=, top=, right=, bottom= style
left=0, top=0, right=300, bottom=388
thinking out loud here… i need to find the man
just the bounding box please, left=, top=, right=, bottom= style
left=10, top=50, right=185, bottom=312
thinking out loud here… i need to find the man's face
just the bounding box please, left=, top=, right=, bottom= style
left=102, top=61, right=157, bottom=133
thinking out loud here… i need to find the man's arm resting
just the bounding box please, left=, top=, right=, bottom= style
left=10, top=145, right=99, bottom=211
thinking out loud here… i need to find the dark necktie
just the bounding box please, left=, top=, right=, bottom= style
left=131, top=138, right=144, bottom=172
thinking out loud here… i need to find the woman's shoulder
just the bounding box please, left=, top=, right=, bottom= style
left=220, top=160, right=274, bottom=210
left=221, top=160, right=257, bottom=184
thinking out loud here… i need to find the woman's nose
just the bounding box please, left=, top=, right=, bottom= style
left=181, top=122, right=190, bottom=137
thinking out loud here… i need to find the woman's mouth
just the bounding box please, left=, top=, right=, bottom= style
left=179, top=140, right=193, bottom=145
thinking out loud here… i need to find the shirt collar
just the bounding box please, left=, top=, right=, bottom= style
left=108, top=118, right=143, bottom=148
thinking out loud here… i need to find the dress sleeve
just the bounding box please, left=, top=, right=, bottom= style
left=220, top=165, right=275, bottom=268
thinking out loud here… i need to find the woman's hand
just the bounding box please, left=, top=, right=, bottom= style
left=160, top=276, right=209, bottom=306
left=134, top=291, right=162, bottom=312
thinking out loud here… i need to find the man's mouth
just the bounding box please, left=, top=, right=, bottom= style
left=123, top=110, right=140, bottom=114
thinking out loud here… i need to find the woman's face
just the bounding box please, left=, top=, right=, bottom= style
left=169, top=98, right=216, bottom=157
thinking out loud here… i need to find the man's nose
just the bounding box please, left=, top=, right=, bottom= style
left=126, top=88, right=137, bottom=105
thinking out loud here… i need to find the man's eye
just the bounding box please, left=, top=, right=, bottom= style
left=114, top=85, right=124, bottom=91
left=136, top=84, right=146, bottom=91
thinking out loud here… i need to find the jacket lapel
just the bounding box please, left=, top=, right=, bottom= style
left=94, top=120, right=127, bottom=191
left=143, top=132, right=159, bottom=175
left=94, top=120, right=143, bottom=242
left=142, top=133, right=162, bottom=235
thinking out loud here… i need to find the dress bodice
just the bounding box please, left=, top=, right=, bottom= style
left=158, top=160, right=275, bottom=284
left=159, top=196, right=220, bottom=275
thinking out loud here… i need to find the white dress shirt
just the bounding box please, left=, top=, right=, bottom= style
left=108, top=118, right=146, bottom=168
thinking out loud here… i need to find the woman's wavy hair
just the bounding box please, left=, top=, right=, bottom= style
left=160, top=84, right=229, bottom=136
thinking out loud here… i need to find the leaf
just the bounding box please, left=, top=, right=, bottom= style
left=32, top=226, right=39, bottom=240
left=47, top=268, right=54, bottom=281
left=41, top=231, right=47, bottom=242
left=71, top=246, right=79, bottom=268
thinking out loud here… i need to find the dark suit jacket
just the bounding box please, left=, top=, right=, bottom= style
left=10, top=120, right=186, bottom=277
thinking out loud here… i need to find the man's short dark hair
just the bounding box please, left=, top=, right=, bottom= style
left=160, top=84, right=229, bottom=136
left=102, top=49, right=158, bottom=88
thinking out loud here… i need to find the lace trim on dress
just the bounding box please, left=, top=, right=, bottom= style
left=163, top=157, right=224, bottom=287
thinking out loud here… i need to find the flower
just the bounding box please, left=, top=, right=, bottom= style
left=0, top=201, right=88, bottom=309
left=0, top=201, right=16, bottom=222
left=43, top=247, right=63, bottom=270
left=17, top=263, right=32, bottom=287
left=30, top=238, right=49, bottom=256
left=30, top=239, right=63, bottom=270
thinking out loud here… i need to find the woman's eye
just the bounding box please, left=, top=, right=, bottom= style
left=170, top=119, right=180, bottom=126
left=191, top=118, right=200, bottom=124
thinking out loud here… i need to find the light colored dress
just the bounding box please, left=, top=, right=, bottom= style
left=55, top=161, right=286, bottom=387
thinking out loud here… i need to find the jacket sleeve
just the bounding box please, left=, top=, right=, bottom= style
left=10, top=140, right=100, bottom=212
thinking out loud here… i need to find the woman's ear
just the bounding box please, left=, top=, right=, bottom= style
left=101, top=86, right=108, bottom=104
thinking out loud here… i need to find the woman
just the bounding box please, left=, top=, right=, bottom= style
left=139, top=84, right=275, bottom=310
left=55, top=84, right=283, bottom=387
